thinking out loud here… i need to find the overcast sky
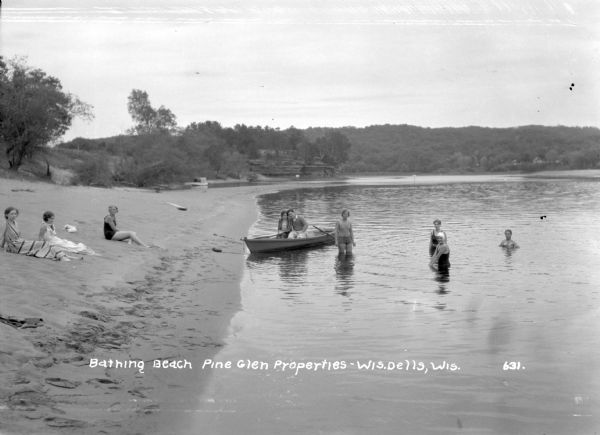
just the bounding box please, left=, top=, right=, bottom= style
left=1, top=0, right=599, bottom=141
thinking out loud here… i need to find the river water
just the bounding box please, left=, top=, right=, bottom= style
left=189, top=174, right=600, bottom=435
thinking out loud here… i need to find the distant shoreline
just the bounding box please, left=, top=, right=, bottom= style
left=3, top=168, right=599, bottom=191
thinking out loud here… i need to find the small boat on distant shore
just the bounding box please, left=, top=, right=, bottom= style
left=184, top=177, right=209, bottom=188
left=243, top=228, right=334, bottom=253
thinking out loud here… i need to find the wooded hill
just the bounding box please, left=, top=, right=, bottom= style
left=49, top=124, right=600, bottom=187
left=304, top=125, right=600, bottom=173
left=2, top=57, right=599, bottom=187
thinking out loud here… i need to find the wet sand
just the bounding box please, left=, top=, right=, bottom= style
left=0, top=179, right=289, bottom=435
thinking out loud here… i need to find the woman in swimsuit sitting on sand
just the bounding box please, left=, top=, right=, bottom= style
left=39, top=211, right=96, bottom=255
left=104, top=205, right=149, bottom=247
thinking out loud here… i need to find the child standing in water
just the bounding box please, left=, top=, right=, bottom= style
left=335, top=209, right=355, bottom=255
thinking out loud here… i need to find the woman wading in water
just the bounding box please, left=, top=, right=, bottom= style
left=335, top=209, right=355, bottom=255
left=429, top=219, right=447, bottom=256
left=429, top=234, right=450, bottom=274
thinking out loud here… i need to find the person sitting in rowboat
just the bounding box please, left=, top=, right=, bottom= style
left=277, top=210, right=292, bottom=238
left=287, top=209, right=308, bottom=239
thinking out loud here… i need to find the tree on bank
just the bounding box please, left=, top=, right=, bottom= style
left=127, top=89, right=177, bottom=135
left=0, top=56, right=93, bottom=170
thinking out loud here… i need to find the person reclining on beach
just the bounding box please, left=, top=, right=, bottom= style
left=1, top=206, right=71, bottom=261
left=39, top=211, right=97, bottom=255
left=103, top=205, right=149, bottom=247
left=287, top=209, right=308, bottom=239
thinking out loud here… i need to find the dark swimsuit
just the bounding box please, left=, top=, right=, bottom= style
left=437, top=251, right=450, bottom=274
left=429, top=231, right=439, bottom=256
left=104, top=216, right=116, bottom=240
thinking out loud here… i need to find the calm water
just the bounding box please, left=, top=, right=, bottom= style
left=189, top=175, right=600, bottom=435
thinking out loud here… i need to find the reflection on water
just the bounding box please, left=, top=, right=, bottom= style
left=434, top=269, right=450, bottom=284
left=192, top=176, right=600, bottom=435
left=334, top=253, right=355, bottom=296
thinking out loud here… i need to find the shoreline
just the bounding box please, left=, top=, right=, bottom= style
left=0, top=178, right=294, bottom=435
left=2, top=169, right=598, bottom=433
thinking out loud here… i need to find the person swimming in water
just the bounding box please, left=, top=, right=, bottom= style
left=499, top=229, right=519, bottom=249
left=429, top=234, right=450, bottom=274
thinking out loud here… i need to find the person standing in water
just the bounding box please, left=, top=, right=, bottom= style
left=335, top=209, right=355, bottom=255
left=499, top=229, right=519, bottom=249
left=429, top=219, right=447, bottom=256
left=429, top=234, right=450, bottom=274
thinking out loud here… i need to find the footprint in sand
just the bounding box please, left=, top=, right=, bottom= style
left=86, top=378, right=120, bottom=386
left=140, top=403, right=160, bottom=415
left=128, top=387, right=152, bottom=398
left=44, top=416, right=87, bottom=428
left=45, top=378, right=81, bottom=389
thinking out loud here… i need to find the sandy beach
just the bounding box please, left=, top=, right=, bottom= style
left=0, top=178, right=287, bottom=435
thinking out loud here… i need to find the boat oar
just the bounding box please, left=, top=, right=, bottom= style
left=312, top=225, right=335, bottom=241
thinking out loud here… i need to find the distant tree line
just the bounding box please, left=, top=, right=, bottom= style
left=55, top=90, right=353, bottom=186
left=56, top=120, right=352, bottom=187
left=57, top=121, right=600, bottom=187
left=2, top=59, right=599, bottom=187
left=304, top=125, right=600, bottom=173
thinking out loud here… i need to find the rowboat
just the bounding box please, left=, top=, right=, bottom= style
left=243, top=229, right=335, bottom=253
